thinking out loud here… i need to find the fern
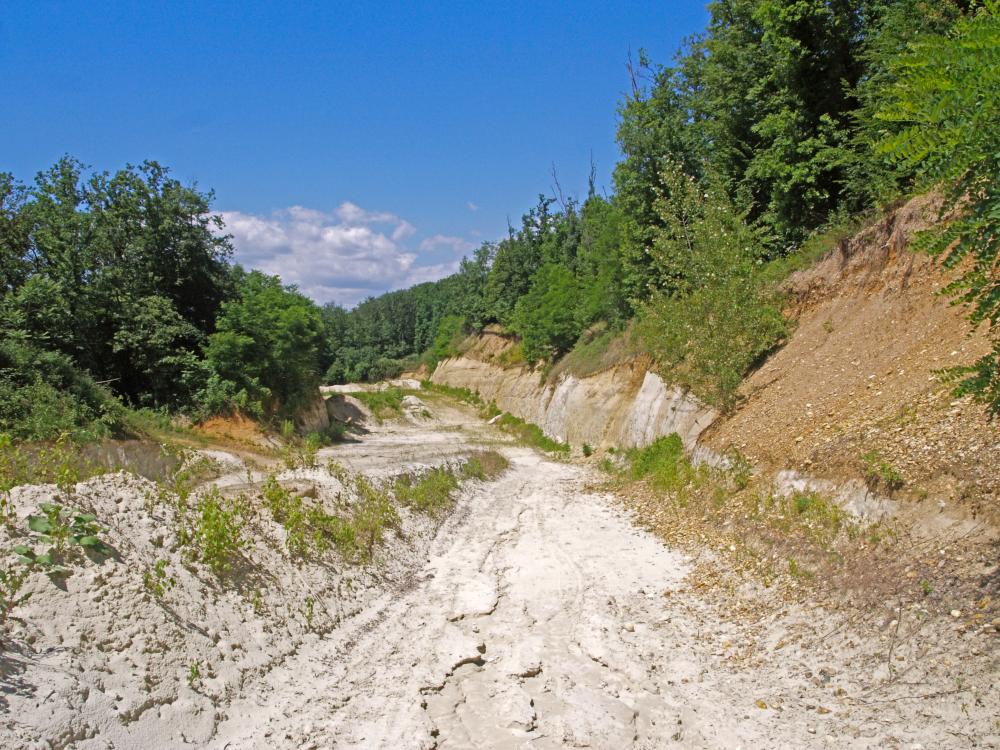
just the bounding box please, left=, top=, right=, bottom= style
left=875, top=4, right=1000, bottom=414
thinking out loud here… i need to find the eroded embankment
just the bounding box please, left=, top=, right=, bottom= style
left=431, top=195, right=1000, bottom=523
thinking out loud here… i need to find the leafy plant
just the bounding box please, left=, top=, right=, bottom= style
left=143, top=559, right=176, bottom=599
left=14, top=502, right=110, bottom=574
left=187, top=661, right=201, bottom=688
left=394, top=467, right=460, bottom=514
left=0, top=560, right=31, bottom=624
left=179, top=488, right=247, bottom=576
left=875, top=5, right=1000, bottom=414
left=494, top=413, right=569, bottom=454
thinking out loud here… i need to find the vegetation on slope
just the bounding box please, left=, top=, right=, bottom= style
left=323, top=1, right=999, bottom=416
left=1, top=1, right=996, bottom=445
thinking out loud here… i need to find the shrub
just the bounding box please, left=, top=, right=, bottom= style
left=460, top=450, right=510, bottom=481
left=394, top=467, right=460, bottom=514
left=493, top=413, right=569, bottom=454
left=179, top=488, right=247, bottom=576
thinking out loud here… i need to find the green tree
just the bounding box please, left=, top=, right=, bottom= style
left=205, top=270, right=325, bottom=415
left=510, top=263, right=581, bottom=363
left=874, top=3, right=1000, bottom=413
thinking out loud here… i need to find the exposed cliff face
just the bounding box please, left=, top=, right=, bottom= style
left=430, top=194, right=999, bottom=523
left=432, top=354, right=718, bottom=451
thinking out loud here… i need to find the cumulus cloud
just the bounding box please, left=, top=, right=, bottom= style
left=220, top=203, right=469, bottom=307
left=466, top=201, right=479, bottom=212
left=418, top=234, right=476, bottom=254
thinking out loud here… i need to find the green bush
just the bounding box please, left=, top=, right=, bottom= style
left=495, top=413, right=569, bottom=454
left=352, top=387, right=406, bottom=418
left=394, top=467, right=460, bottom=514
left=0, top=339, right=126, bottom=441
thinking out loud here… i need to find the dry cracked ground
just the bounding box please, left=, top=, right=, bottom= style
left=2, top=397, right=998, bottom=749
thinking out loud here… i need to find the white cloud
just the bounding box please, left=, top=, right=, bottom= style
left=220, top=204, right=460, bottom=307
left=467, top=201, right=479, bottom=212
left=418, top=234, right=476, bottom=254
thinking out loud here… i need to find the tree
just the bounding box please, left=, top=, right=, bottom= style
left=874, top=2, right=1000, bottom=413
left=205, top=270, right=325, bottom=415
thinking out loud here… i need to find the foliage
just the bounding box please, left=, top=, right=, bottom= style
left=0, top=339, right=127, bottom=441
left=351, top=387, right=406, bottom=419
left=874, top=4, right=1000, bottom=414
left=0, top=560, right=31, bottom=624
left=261, top=475, right=355, bottom=558
left=394, top=466, right=460, bottom=514
left=459, top=450, right=510, bottom=481
left=143, top=559, right=176, bottom=599
left=637, top=166, right=787, bottom=408
left=0, top=158, right=232, bottom=411
left=178, top=488, right=247, bottom=576
left=861, top=450, right=904, bottom=492
left=14, top=502, right=110, bottom=574
left=205, top=270, right=325, bottom=417
left=494, top=413, right=569, bottom=454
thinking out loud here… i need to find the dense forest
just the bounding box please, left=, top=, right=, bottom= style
left=2, top=0, right=997, bottom=442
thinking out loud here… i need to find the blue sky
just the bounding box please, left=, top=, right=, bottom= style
left=3, top=1, right=708, bottom=306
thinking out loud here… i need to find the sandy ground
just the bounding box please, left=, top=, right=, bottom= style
left=2, top=399, right=997, bottom=749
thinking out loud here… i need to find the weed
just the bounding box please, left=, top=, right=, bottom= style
left=582, top=443, right=594, bottom=457
left=0, top=561, right=31, bottom=625
left=420, top=380, right=484, bottom=407
left=303, top=595, right=315, bottom=629
left=350, top=476, right=398, bottom=559
left=494, top=413, right=569, bottom=454
left=598, top=457, right=619, bottom=474
left=143, top=559, right=176, bottom=599
left=459, top=450, right=509, bottom=481
left=788, top=558, right=815, bottom=580
left=179, top=488, right=247, bottom=576
left=920, top=579, right=934, bottom=596
left=250, top=588, right=264, bottom=614
left=861, top=451, right=904, bottom=493
left=352, top=388, right=406, bottom=419
left=15, top=503, right=110, bottom=574
left=187, top=661, right=201, bottom=688
left=262, top=475, right=354, bottom=558
left=394, top=467, right=460, bottom=514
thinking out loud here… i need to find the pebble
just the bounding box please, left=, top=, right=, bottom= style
left=950, top=610, right=961, bottom=618
left=624, top=622, right=635, bottom=633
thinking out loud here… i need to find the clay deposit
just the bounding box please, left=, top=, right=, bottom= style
left=3, top=394, right=996, bottom=749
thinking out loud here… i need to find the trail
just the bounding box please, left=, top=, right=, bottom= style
left=212, top=404, right=745, bottom=749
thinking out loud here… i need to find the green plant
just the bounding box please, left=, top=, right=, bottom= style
left=187, top=661, right=201, bottom=688
left=350, top=476, right=398, bottom=559
left=303, top=595, right=315, bottom=629
left=788, top=558, right=815, bottom=580
left=394, top=467, right=460, bottom=514
left=582, top=443, right=594, bottom=458
left=494, top=413, right=569, bottom=454
left=0, top=561, right=31, bottom=625
left=143, top=559, right=176, bottom=599
left=861, top=451, right=904, bottom=493
left=352, top=387, right=407, bottom=419
left=875, top=6, right=1000, bottom=414
left=250, top=588, right=264, bottom=614
left=14, top=503, right=110, bottom=574
left=179, top=488, right=246, bottom=576
left=920, top=579, right=934, bottom=597
left=459, top=450, right=509, bottom=481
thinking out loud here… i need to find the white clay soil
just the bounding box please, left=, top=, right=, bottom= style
left=1, top=399, right=997, bottom=749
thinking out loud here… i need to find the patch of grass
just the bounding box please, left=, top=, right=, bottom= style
left=0, top=561, right=31, bottom=625
left=261, top=475, right=354, bottom=558
left=352, top=388, right=406, bottom=419
left=143, top=559, right=176, bottom=599
left=0, top=432, right=108, bottom=496
left=495, top=342, right=526, bottom=369
left=861, top=450, right=904, bottom=493
left=494, top=413, right=569, bottom=454
left=420, top=380, right=484, bottom=408
left=459, top=450, right=510, bottom=481
left=394, top=466, right=460, bottom=514
left=349, top=475, right=398, bottom=560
